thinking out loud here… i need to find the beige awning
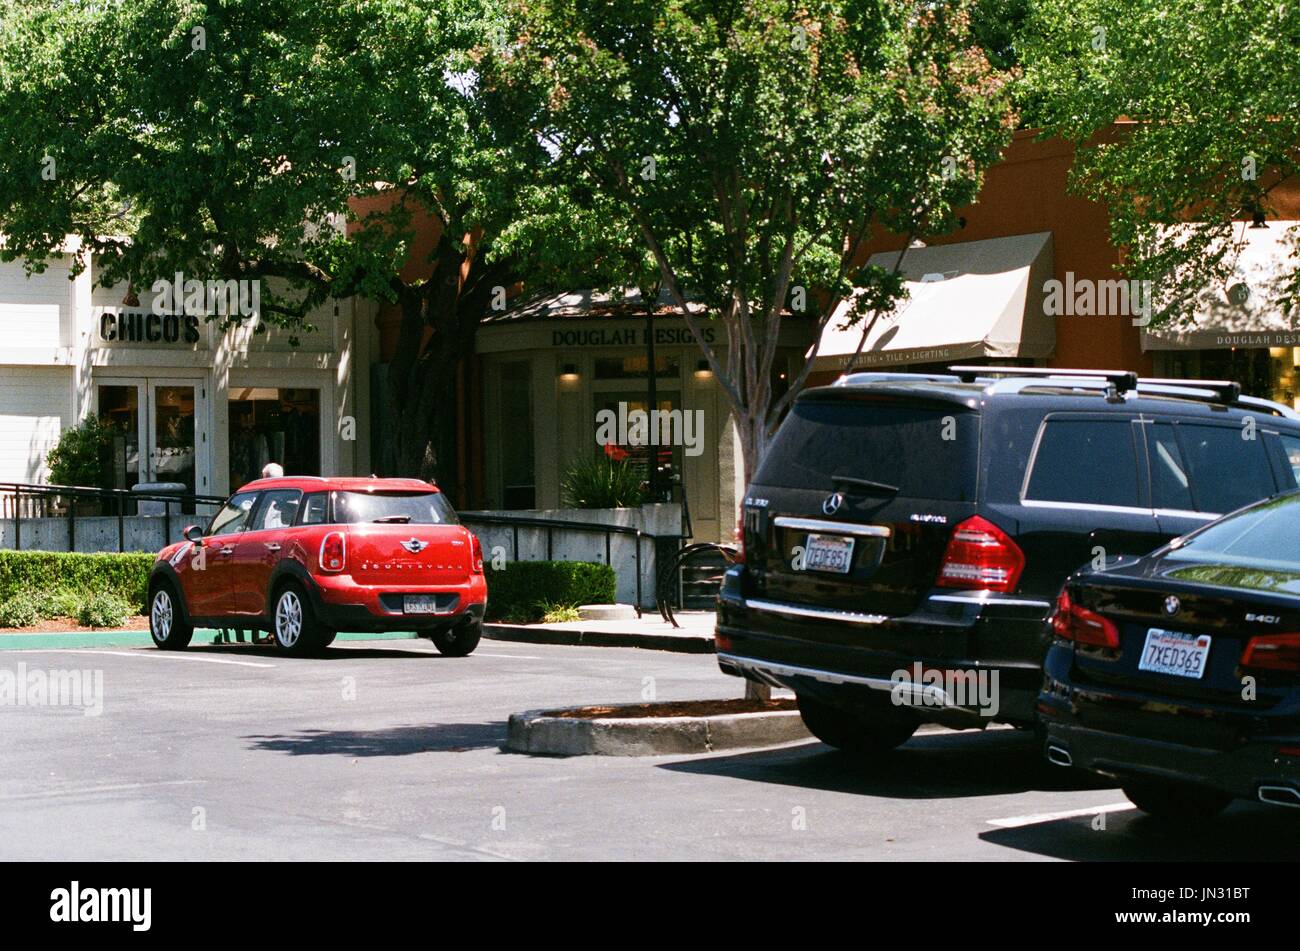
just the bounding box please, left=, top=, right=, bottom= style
left=1142, top=221, right=1300, bottom=351
left=811, top=231, right=1056, bottom=371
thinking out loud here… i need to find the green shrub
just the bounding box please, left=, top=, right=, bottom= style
left=484, top=560, right=616, bottom=623
left=0, top=591, right=43, bottom=628
left=42, top=589, right=82, bottom=619
left=560, top=456, right=645, bottom=509
left=76, top=591, right=133, bottom=628
left=45, top=415, right=116, bottom=487
left=0, top=551, right=153, bottom=613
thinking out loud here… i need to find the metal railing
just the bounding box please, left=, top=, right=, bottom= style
left=0, top=482, right=226, bottom=553
left=457, top=511, right=685, bottom=618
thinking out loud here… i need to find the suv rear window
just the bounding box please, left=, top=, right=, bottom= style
left=1025, top=418, right=1140, bottom=507
left=753, top=398, right=978, bottom=500
left=331, top=491, right=459, bottom=525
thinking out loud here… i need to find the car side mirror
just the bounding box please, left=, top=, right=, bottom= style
left=183, top=524, right=203, bottom=543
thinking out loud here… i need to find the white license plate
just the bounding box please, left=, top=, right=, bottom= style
left=804, top=534, right=855, bottom=574
left=1138, top=627, right=1211, bottom=679
left=403, top=595, right=442, bottom=614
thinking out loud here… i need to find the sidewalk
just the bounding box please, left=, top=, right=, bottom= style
left=484, top=610, right=716, bottom=654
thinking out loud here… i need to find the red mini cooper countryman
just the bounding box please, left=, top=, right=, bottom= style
left=147, top=477, right=487, bottom=656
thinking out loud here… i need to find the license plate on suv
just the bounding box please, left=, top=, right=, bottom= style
left=403, top=595, right=443, bottom=614
left=804, top=533, right=855, bottom=574
left=1138, top=627, right=1211, bottom=679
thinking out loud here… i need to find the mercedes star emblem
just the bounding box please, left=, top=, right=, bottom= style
left=822, top=492, right=844, bottom=515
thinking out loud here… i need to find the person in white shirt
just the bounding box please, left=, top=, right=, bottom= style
left=261, top=462, right=284, bottom=479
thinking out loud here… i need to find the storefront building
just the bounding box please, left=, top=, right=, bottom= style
left=0, top=241, right=374, bottom=497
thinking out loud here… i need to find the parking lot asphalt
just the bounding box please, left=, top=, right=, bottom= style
left=1, top=638, right=1295, bottom=861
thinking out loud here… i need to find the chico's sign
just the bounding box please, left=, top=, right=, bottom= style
left=99, top=311, right=202, bottom=345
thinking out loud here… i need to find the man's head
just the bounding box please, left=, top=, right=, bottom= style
left=261, top=462, right=284, bottom=479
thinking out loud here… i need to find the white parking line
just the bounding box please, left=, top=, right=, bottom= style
left=985, top=802, right=1134, bottom=828
left=3, top=648, right=275, bottom=668
left=0, top=780, right=207, bottom=802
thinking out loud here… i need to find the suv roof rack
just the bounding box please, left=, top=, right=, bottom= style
left=833, top=371, right=961, bottom=387
left=1136, top=377, right=1241, bottom=404
left=948, top=365, right=1139, bottom=392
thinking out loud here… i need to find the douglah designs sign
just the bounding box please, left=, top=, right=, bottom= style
left=550, top=325, right=717, bottom=347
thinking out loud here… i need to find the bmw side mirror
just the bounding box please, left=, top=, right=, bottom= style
left=184, top=524, right=203, bottom=543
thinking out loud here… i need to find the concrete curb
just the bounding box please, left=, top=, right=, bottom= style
left=484, top=622, right=715, bottom=654
left=505, top=704, right=810, bottom=756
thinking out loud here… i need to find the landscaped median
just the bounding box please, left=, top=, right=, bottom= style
left=0, top=550, right=151, bottom=631
left=0, top=549, right=619, bottom=634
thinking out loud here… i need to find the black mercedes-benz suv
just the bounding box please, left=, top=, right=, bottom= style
left=716, top=366, right=1300, bottom=752
left=1039, top=491, right=1300, bottom=820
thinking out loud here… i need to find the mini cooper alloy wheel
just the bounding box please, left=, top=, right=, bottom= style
left=275, top=589, right=304, bottom=649
left=151, top=588, right=173, bottom=643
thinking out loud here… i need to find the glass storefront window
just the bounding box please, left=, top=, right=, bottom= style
left=97, top=384, right=141, bottom=491
left=499, top=363, right=536, bottom=509
left=594, top=355, right=679, bottom=380
left=1153, top=348, right=1294, bottom=406
left=229, top=387, right=320, bottom=488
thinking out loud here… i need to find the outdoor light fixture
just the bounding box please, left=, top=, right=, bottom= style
left=694, top=359, right=713, bottom=379
left=559, top=363, right=579, bottom=381
left=1250, top=209, right=1268, bottom=229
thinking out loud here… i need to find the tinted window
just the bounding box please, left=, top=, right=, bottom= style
left=299, top=492, right=328, bottom=525
left=1146, top=422, right=1193, bottom=510
left=331, top=491, right=459, bottom=525
left=250, top=489, right=301, bottom=531
left=207, top=491, right=258, bottom=536
left=1277, top=434, right=1300, bottom=488
left=753, top=399, right=978, bottom=500
left=1179, top=424, right=1275, bottom=515
left=1168, top=494, right=1300, bottom=571
left=1025, top=419, right=1140, bottom=507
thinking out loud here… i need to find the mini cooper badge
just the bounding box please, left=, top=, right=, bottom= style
left=822, top=492, right=844, bottom=515
left=400, top=538, right=428, bottom=554
left=1163, top=595, right=1180, bottom=617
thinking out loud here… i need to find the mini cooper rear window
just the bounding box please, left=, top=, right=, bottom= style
left=753, top=398, right=978, bottom=500
left=331, top=491, right=459, bottom=525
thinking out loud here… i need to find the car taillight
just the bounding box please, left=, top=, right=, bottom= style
left=1049, top=588, right=1120, bottom=649
left=470, top=532, right=484, bottom=574
left=935, top=515, right=1024, bottom=593
left=734, top=513, right=746, bottom=564
left=1241, top=632, right=1300, bottom=672
left=319, top=532, right=346, bottom=572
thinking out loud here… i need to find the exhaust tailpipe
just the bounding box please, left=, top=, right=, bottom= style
left=1045, top=744, right=1073, bottom=767
left=1257, top=785, right=1300, bottom=808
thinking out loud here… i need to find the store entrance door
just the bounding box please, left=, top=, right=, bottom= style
left=96, top=378, right=209, bottom=502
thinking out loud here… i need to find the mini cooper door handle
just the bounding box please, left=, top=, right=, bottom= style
left=219, top=546, right=234, bottom=556
left=264, top=543, right=281, bottom=552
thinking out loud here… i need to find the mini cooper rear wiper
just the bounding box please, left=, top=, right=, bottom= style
left=831, top=474, right=899, bottom=496
left=372, top=515, right=412, bottom=523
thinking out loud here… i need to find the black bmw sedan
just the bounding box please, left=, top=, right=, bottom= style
left=1038, top=491, right=1300, bottom=821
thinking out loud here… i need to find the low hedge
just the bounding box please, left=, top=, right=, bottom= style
left=0, top=550, right=615, bottom=626
left=0, top=550, right=154, bottom=612
left=484, top=560, right=616, bottom=623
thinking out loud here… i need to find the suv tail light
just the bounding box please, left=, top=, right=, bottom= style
left=1049, top=589, right=1120, bottom=648
left=1241, top=632, right=1300, bottom=672
left=319, top=531, right=346, bottom=572
left=734, top=512, right=746, bottom=564
left=935, top=515, right=1024, bottom=593
left=470, top=532, right=484, bottom=574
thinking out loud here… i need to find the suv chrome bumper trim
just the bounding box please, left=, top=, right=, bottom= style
left=717, top=652, right=954, bottom=706
left=772, top=516, right=892, bottom=538
left=744, top=597, right=889, bottom=625
left=926, top=593, right=1051, bottom=609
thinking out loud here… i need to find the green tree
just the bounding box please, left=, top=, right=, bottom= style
left=487, top=0, right=1017, bottom=483
left=0, top=0, right=594, bottom=494
left=1022, top=0, right=1300, bottom=325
